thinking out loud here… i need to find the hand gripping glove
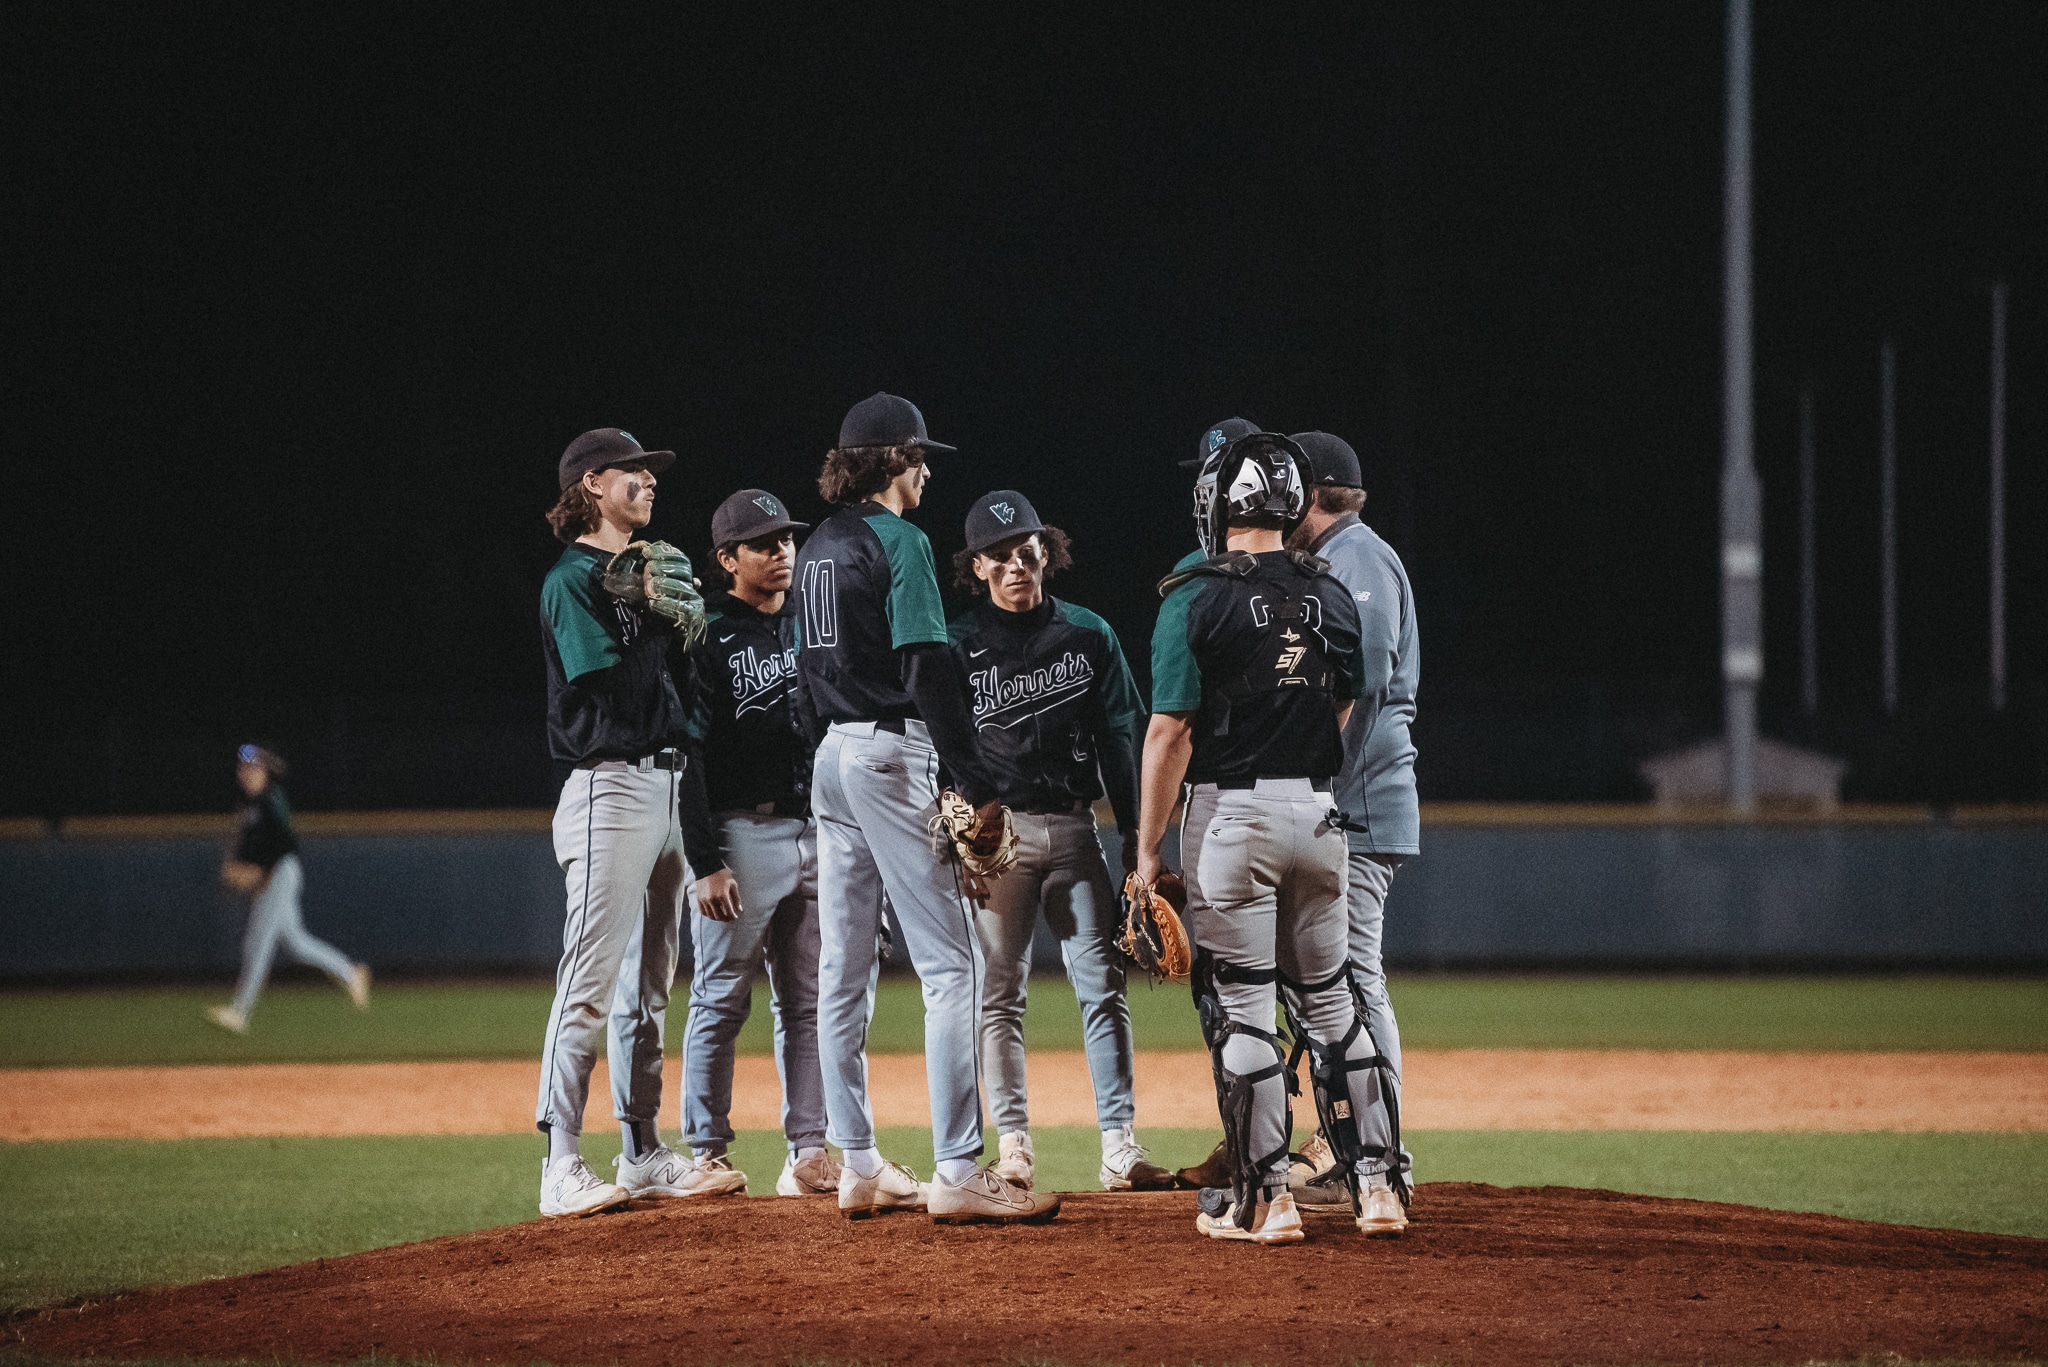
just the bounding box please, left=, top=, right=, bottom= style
left=927, top=790, right=1020, bottom=880
left=602, top=540, right=706, bottom=647
left=1118, top=870, right=1192, bottom=983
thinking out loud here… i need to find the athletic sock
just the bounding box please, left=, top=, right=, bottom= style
left=842, top=1146, right=884, bottom=1179
left=934, top=1157, right=978, bottom=1185
left=620, top=1120, right=659, bottom=1162
left=544, top=1122, right=580, bottom=1163
left=796, top=1145, right=827, bottom=1162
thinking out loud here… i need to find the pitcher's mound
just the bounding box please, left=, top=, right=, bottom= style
left=15, top=1185, right=2045, bottom=1365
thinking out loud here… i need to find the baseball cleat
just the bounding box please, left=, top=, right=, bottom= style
left=838, top=1159, right=929, bottom=1219
left=1175, top=1138, right=1232, bottom=1190
left=1196, top=1187, right=1306, bottom=1245
left=614, top=1146, right=746, bottom=1200
left=204, top=1005, right=249, bottom=1035
left=1288, top=1163, right=1354, bottom=1214
left=992, top=1130, right=1035, bottom=1189
left=1355, top=1173, right=1408, bottom=1237
left=347, top=963, right=372, bottom=1009
left=539, top=1156, right=631, bottom=1218
left=1288, top=1131, right=1334, bottom=1183
left=928, top=1165, right=1062, bottom=1225
left=1099, top=1127, right=1176, bottom=1190
left=777, top=1148, right=843, bottom=1196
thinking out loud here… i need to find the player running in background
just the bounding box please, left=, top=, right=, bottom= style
left=1135, top=429, right=1403, bottom=1243
left=672, top=488, right=840, bottom=1199
left=945, top=489, right=1173, bottom=1193
left=205, top=745, right=369, bottom=1034
left=1284, top=431, right=1419, bottom=1212
left=794, top=393, right=1058, bottom=1226
left=533, top=427, right=704, bottom=1218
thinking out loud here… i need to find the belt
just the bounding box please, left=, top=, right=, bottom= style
left=577, top=749, right=685, bottom=773
left=1212, top=774, right=1330, bottom=792
left=1018, top=798, right=1091, bottom=815
left=874, top=717, right=907, bottom=734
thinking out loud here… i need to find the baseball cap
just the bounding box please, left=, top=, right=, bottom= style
left=963, top=489, right=1047, bottom=556
left=1290, top=431, right=1363, bottom=489
left=1180, top=416, right=1261, bottom=470
left=711, top=488, right=810, bottom=549
left=558, top=428, right=676, bottom=491
left=236, top=743, right=287, bottom=776
left=837, top=392, right=956, bottom=452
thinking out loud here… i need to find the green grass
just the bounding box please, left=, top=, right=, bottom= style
left=3, top=1128, right=2044, bottom=1315
left=4, top=974, right=2044, bottom=1068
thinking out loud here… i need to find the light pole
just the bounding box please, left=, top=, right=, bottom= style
left=1990, top=280, right=2008, bottom=713
left=1721, top=0, right=1762, bottom=809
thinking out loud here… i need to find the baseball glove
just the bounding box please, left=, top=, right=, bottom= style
left=602, top=540, right=706, bottom=646
left=1118, top=870, right=1192, bottom=982
left=927, top=790, right=1019, bottom=880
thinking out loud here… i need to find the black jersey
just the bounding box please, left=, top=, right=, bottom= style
left=692, top=589, right=811, bottom=813
left=540, top=541, right=691, bottom=768
left=1149, top=549, right=1364, bottom=785
left=792, top=502, right=950, bottom=725
left=233, top=786, right=298, bottom=872
left=946, top=596, right=1144, bottom=829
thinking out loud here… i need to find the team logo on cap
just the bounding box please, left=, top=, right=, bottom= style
left=753, top=495, right=780, bottom=516
left=618, top=431, right=637, bottom=444
left=1207, top=428, right=1227, bottom=452
left=989, top=502, right=1016, bottom=525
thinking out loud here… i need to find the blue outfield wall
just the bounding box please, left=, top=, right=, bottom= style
left=0, top=808, right=2043, bottom=979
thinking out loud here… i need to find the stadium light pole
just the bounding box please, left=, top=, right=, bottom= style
left=1881, top=339, right=1898, bottom=717
left=1721, top=0, right=1762, bottom=810
left=1990, top=280, right=2008, bottom=713
left=1800, top=384, right=1818, bottom=717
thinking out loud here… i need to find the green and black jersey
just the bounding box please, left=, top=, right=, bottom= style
left=540, top=541, right=691, bottom=767
left=791, top=502, right=951, bottom=725
left=233, top=785, right=297, bottom=872
left=1150, top=549, right=1365, bottom=786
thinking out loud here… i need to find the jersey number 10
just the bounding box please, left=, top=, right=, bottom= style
left=802, top=559, right=839, bottom=648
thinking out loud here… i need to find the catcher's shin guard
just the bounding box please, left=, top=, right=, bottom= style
left=1192, top=948, right=1293, bottom=1230
left=1283, top=965, right=1409, bottom=1207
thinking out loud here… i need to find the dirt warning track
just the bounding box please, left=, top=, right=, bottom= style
left=14, top=1186, right=2043, bottom=1366
left=6, top=1049, right=2045, bottom=1140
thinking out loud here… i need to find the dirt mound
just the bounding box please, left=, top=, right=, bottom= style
left=15, top=1186, right=2044, bottom=1365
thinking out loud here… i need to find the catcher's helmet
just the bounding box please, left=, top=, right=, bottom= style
left=1190, top=431, right=1310, bottom=557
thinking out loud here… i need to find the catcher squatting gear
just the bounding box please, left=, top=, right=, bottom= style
left=1190, top=431, right=1311, bottom=558
left=1191, top=946, right=1406, bottom=1230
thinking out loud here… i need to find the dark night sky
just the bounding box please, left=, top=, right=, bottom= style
left=4, top=4, right=2043, bottom=810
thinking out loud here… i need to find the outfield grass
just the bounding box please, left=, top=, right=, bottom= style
left=3, top=1128, right=2044, bottom=1314
left=4, top=974, right=2044, bottom=1068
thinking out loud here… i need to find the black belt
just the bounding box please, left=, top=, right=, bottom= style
left=1213, top=774, right=1330, bottom=790
left=873, top=717, right=908, bottom=735
left=1019, top=798, right=1091, bottom=815
left=638, top=750, right=687, bottom=772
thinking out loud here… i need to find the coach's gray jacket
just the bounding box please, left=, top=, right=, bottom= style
left=1310, top=514, right=1420, bottom=856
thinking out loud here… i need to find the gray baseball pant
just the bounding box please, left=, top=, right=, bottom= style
left=535, top=760, right=688, bottom=1139
left=1348, top=848, right=1414, bottom=1181
left=229, top=854, right=356, bottom=1019
left=812, top=720, right=985, bottom=1162
left=681, top=810, right=826, bottom=1155
left=1183, top=778, right=1393, bottom=1182
left=976, top=809, right=1134, bottom=1134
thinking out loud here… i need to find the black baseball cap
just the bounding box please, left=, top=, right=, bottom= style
left=1290, top=431, right=1363, bottom=489
left=711, top=488, right=809, bottom=549
left=558, top=428, right=676, bottom=490
left=1180, top=416, right=1261, bottom=470
left=963, top=489, right=1047, bottom=556
left=838, top=392, right=956, bottom=452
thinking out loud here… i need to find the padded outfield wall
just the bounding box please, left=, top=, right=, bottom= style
left=0, top=806, right=2043, bottom=980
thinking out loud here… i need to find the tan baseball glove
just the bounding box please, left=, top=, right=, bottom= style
left=927, top=790, right=1019, bottom=880
left=1118, top=870, right=1192, bottom=982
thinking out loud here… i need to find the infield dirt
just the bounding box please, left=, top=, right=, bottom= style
left=14, top=1186, right=2044, bottom=1366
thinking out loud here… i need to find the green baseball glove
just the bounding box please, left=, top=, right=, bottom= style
left=602, top=540, right=706, bottom=646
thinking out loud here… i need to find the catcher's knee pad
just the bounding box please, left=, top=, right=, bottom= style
left=1283, top=965, right=1408, bottom=1205
left=1192, top=947, right=1293, bottom=1229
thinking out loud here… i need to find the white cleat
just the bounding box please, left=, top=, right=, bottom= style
left=1288, top=1130, right=1334, bottom=1183
left=1196, top=1187, right=1307, bottom=1245
left=777, top=1149, right=844, bottom=1196
left=615, top=1147, right=746, bottom=1200
left=837, top=1159, right=929, bottom=1219
left=929, top=1165, right=1061, bottom=1225
left=204, top=1005, right=248, bottom=1035
left=347, top=963, right=372, bottom=1009
left=992, top=1130, right=1035, bottom=1189
left=1099, top=1127, right=1177, bottom=1190
left=1355, top=1172, right=1409, bottom=1237
left=539, top=1156, right=631, bottom=1218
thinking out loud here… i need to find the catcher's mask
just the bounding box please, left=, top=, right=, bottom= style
left=1191, top=432, right=1310, bottom=557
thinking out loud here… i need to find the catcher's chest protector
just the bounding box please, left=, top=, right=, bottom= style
left=1200, top=563, right=1339, bottom=738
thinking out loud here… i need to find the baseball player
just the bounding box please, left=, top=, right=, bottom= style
left=671, top=487, right=840, bottom=1198
left=945, top=489, right=1173, bottom=1193
left=534, top=427, right=708, bottom=1218
left=1283, top=431, right=1419, bottom=1214
left=204, top=745, right=370, bottom=1034
left=1133, top=429, right=1404, bottom=1243
left=793, top=392, right=1058, bottom=1225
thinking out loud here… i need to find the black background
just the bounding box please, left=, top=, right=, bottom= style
left=5, top=3, right=2043, bottom=815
